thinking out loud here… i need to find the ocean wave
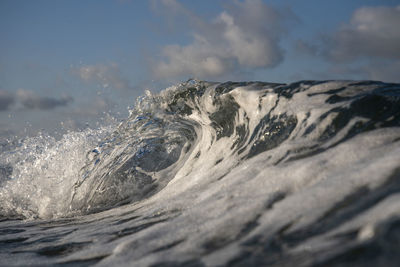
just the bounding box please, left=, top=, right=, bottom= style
left=0, top=80, right=399, bottom=266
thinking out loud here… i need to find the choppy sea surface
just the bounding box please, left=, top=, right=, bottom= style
left=0, top=80, right=399, bottom=266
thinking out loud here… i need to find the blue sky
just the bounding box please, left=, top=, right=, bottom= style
left=1, top=0, right=399, bottom=137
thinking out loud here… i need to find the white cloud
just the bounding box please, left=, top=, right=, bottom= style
left=0, top=90, right=15, bottom=111
left=0, top=90, right=73, bottom=111
left=295, top=5, right=400, bottom=83
left=153, top=0, right=295, bottom=79
left=75, top=63, right=133, bottom=91
left=16, top=89, right=73, bottom=110
left=328, top=5, right=400, bottom=61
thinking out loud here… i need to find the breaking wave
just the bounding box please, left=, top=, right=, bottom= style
left=0, top=80, right=399, bottom=266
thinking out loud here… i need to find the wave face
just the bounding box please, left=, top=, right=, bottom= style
left=0, top=80, right=400, bottom=266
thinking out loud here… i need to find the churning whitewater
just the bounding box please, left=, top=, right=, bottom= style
left=0, top=80, right=400, bottom=266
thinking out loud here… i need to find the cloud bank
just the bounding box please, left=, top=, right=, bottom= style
left=153, top=0, right=295, bottom=79
left=327, top=5, right=400, bottom=82
left=295, top=5, right=400, bottom=82
left=0, top=89, right=73, bottom=111
left=16, top=90, right=73, bottom=110
left=0, top=90, right=15, bottom=111
left=327, top=5, right=400, bottom=62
